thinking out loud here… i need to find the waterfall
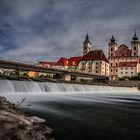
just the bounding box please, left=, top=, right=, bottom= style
left=0, top=79, right=138, bottom=93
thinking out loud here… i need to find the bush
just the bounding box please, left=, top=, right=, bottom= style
left=118, top=76, right=129, bottom=81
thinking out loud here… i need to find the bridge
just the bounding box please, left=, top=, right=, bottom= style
left=0, top=60, right=109, bottom=82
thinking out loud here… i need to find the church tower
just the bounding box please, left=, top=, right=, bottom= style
left=131, top=30, right=140, bottom=57
left=83, top=33, right=92, bottom=55
left=108, top=36, right=117, bottom=57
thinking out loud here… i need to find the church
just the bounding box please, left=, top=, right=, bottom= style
left=78, top=33, right=109, bottom=76
left=108, top=30, right=140, bottom=80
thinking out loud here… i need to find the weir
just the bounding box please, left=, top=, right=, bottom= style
left=0, top=80, right=138, bottom=93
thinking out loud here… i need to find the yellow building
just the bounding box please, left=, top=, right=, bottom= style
left=78, top=34, right=109, bottom=76
left=78, top=50, right=109, bottom=76
left=28, top=71, right=39, bottom=78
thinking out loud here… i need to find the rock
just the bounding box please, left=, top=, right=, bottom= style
left=29, top=116, right=45, bottom=123
left=0, top=96, right=54, bottom=140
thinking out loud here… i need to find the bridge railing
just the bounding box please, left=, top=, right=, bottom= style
left=0, top=59, right=109, bottom=78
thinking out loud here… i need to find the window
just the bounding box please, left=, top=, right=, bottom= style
left=131, top=67, right=133, bottom=70
left=126, top=72, right=128, bottom=74
left=96, top=70, right=98, bottom=73
left=131, top=72, right=133, bottom=74
left=116, top=63, right=118, bottom=66
left=134, top=52, right=136, bottom=56
left=110, top=63, right=112, bottom=66
left=116, top=69, right=118, bottom=72
left=121, top=67, right=123, bottom=70
left=121, top=72, right=123, bottom=74
left=88, top=62, right=91, bottom=65
left=89, top=66, right=91, bottom=69
left=111, top=48, right=113, bottom=51
left=111, top=69, right=112, bottom=72
left=134, top=46, right=136, bottom=50
left=96, top=62, right=98, bottom=65
left=126, top=68, right=128, bottom=70
left=111, top=53, right=113, bottom=56
left=96, top=66, right=98, bottom=69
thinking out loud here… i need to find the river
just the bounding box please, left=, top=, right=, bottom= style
left=0, top=80, right=140, bottom=140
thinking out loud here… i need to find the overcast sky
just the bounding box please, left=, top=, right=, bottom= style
left=0, top=0, right=140, bottom=62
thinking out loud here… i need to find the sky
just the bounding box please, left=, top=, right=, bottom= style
left=0, top=0, right=140, bottom=62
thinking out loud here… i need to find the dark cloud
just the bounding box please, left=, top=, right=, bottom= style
left=0, top=0, right=140, bottom=62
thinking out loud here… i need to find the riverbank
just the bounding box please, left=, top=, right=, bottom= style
left=0, top=96, right=54, bottom=140
left=108, top=80, right=140, bottom=88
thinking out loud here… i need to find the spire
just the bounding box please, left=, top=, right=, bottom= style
left=86, top=31, right=89, bottom=40
left=133, top=30, right=138, bottom=41
left=83, top=31, right=91, bottom=44
left=110, top=35, right=116, bottom=43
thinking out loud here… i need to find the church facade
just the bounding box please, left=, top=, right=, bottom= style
left=108, top=31, right=140, bottom=80
left=78, top=33, right=109, bottom=76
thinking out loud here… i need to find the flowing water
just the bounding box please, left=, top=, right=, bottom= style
left=0, top=80, right=140, bottom=140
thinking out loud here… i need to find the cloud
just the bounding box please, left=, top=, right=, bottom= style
left=0, top=0, right=140, bottom=62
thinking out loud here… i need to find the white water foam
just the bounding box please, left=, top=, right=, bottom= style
left=0, top=79, right=138, bottom=94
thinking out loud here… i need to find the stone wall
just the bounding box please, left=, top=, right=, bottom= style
left=108, top=80, right=140, bottom=88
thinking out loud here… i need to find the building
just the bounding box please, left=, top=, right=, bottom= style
left=53, top=56, right=82, bottom=71
left=67, top=56, right=83, bottom=71
left=78, top=50, right=109, bottom=76
left=28, top=71, right=39, bottom=77
left=108, top=30, right=140, bottom=80
left=37, top=33, right=109, bottom=78
left=39, top=61, right=56, bottom=68
left=78, top=33, right=109, bottom=76
left=117, top=62, right=137, bottom=78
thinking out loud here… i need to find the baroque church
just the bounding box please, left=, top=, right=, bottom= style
left=108, top=30, right=140, bottom=80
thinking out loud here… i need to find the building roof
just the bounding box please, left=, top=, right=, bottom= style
left=54, top=56, right=83, bottom=66
left=54, top=57, right=68, bottom=66
left=115, top=44, right=131, bottom=57
left=80, top=50, right=108, bottom=62
left=118, top=62, right=137, bottom=67
left=110, top=36, right=116, bottom=43
left=68, top=56, right=83, bottom=66
left=83, top=33, right=91, bottom=44
left=133, top=30, right=138, bottom=41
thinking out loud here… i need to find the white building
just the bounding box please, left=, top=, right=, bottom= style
left=117, top=62, right=138, bottom=78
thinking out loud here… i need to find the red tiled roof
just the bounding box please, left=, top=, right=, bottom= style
left=118, top=62, right=137, bottom=67
left=68, top=56, right=83, bottom=66
left=54, top=56, right=83, bottom=66
left=80, top=50, right=108, bottom=62
left=55, top=57, right=68, bottom=66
